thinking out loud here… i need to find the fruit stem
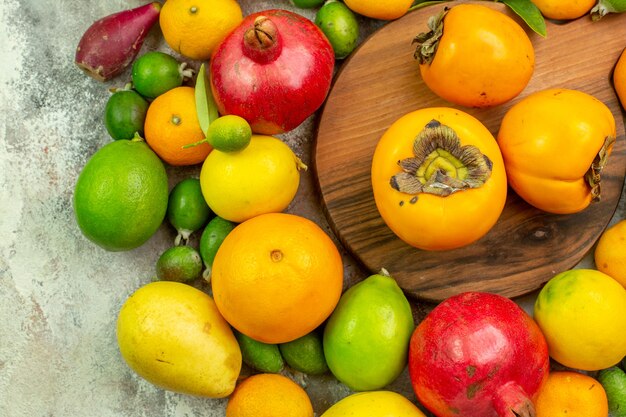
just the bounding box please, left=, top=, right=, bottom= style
left=586, top=134, right=615, bottom=203
left=243, top=16, right=283, bottom=63
left=130, top=132, right=145, bottom=143
left=178, top=62, right=195, bottom=80
left=412, top=7, right=449, bottom=65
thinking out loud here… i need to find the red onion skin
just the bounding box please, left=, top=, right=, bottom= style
left=75, top=2, right=161, bottom=82
left=210, top=9, right=335, bottom=135
left=408, top=292, right=549, bottom=417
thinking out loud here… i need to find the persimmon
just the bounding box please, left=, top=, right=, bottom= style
left=497, top=88, right=616, bottom=214
left=371, top=107, right=508, bottom=251
left=413, top=4, right=535, bottom=108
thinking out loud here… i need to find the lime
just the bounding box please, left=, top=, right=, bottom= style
left=74, top=139, right=169, bottom=251
left=199, top=216, right=236, bottom=277
left=131, top=51, right=192, bottom=99
left=156, top=245, right=203, bottom=282
left=167, top=178, right=213, bottom=243
left=315, top=1, right=360, bottom=59
left=234, top=329, right=284, bottom=373
left=292, top=0, right=325, bottom=8
left=279, top=330, right=329, bottom=375
left=206, top=115, right=252, bottom=153
left=534, top=269, right=626, bottom=371
left=104, top=89, right=149, bottom=140
left=597, top=366, right=626, bottom=416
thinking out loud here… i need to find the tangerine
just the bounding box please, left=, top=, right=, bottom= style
left=144, top=86, right=211, bottom=166
left=160, top=0, right=243, bottom=60
left=211, top=213, right=344, bottom=344
left=534, top=371, right=608, bottom=417
left=226, top=373, right=314, bottom=417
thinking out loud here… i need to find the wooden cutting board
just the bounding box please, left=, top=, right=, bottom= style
left=314, top=1, right=626, bottom=302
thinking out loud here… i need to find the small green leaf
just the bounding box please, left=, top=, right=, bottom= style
left=194, top=63, right=219, bottom=136
left=499, top=0, right=547, bottom=37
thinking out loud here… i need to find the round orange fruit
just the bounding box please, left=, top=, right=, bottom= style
left=534, top=371, right=608, bottom=417
left=144, top=86, right=211, bottom=166
left=211, top=212, right=344, bottom=344
left=226, top=373, right=314, bottom=417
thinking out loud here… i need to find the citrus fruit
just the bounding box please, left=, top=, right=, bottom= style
left=74, top=139, right=168, bottom=251
left=206, top=115, right=252, bottom=153
left=279, top=330, right=328, bottom=375
left=226, top=373, right=314, bottom=417
left=530, top=0, right=596, bottom=20
left=167, top=177, right=213, bottom=242
left=597, top=366, right=626, bottom=416
left=321, top=391, right=427, bottom=417
left=234, top=330, right=284, bottom=373
left=343, top=0, right=413, bottom=20
left=595, top=219, right=626, bottom=287
left=117, top=281, right=242, bottom=398
left=131, top=51, right=192, bottom=99
left=534, top=371, right=608, bottom=417
left=159, top=0, right=243, bottom=60
left=156, top=245, right=203, bottom=282
left=104, top=89, right=149, bottom=140
left=211, top=213, right=344, bottom=344
left=315, top=1, right=360, bottom=59
left=199, top=216, right=236, bottom=274
left=323, top=272, right=414, bottom=391
left=199, top=135, right=306, bottom=223
left=534, top=269, right=626, bottom=370
left=144, top=86, right=211, bottom=166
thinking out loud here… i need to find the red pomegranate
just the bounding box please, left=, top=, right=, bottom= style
left=408, top=292, right=549, bottom=417
left=210, top=9, right=335, bottom=135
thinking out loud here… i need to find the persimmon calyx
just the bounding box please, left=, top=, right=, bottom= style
left=586, top=134, right=615, bottom=202
left=390, top=119, right=493, bottom=197
left=412, top=7, right=449, bottom=65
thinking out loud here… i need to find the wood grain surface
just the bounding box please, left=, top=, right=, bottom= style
left=314, top=1, right=626, bottom=302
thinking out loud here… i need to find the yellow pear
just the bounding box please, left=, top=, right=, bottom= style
left=116, top=281, right=242, bottom=397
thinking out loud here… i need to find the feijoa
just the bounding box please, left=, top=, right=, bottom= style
left=292, top=0, right=325, bottom=8
left=104, top=89, right=149, bottom=140
left=167, top=178, right=213, bottom=243
left=132, top=51, right=192, bottom=99
left=279, top=330, right=329, bottom=375
left=199, top=216, right=236, bottom=275
left=234, top=330, right=284, bottom=373
left=156, top=245, right=203, bottom=282
left=315, top=1, right=360, bottom=59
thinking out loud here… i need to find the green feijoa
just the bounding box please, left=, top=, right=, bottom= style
left=279, top=330, right=329, bottom=375
left=234, top=330, right=284, bottom=373
left=131, top=51, right=193, bottom=99
left=315, top=1, right=360, bottom=59
left=104, top=89, right=149, bottom=140
left=156, top=245, right=203, bottom=283
left=199, top=216, right=236, bottom=273
left=167, top=178, right=213, bottom=243
left=292, top=0, right=325, bottom=8
left=598, top=366, right=626, bottom=416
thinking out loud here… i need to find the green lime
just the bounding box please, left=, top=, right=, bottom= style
left=131, top=51, right=192, bottom=99
left=199, top=216, right=236, bottom=276
left=234, top=329, right=284, bottom=373
left=597, top=366, right=626, bottom=416
left=292, top=0, right=325, bottom=8
left=74, top=139, right=168, bottom=251
left=156, top=245, right=203, bottom=282
left=206, top=115, right=252, bottom=153
left=104, top=89, right=149, bottom=140
left=315, top=1, right=360, bottom=59
left=279, top=330, right=329, bottom=375
left=167, top=178, right=213, bottom=243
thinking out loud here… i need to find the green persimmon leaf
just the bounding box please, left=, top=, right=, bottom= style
left=499, top=0, right=547, bottom=37
left=194, top=63, right=219, bottom=136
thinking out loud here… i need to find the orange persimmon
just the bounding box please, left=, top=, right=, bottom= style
left=497, top=88, right=615, bottom=214
left=371, top=107, right=508, bottom=251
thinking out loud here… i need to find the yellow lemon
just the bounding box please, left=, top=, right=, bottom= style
left=595, top=220, right=626, bottom=287
left=534, top=269, right=626, bottom=371
left=199, top=135, right=306, bottom=223
left=321, top=391, right=427, bottom=416
left=344, top=0, right=413, bottom=20
left=159, top=0, right=243, bottom=60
